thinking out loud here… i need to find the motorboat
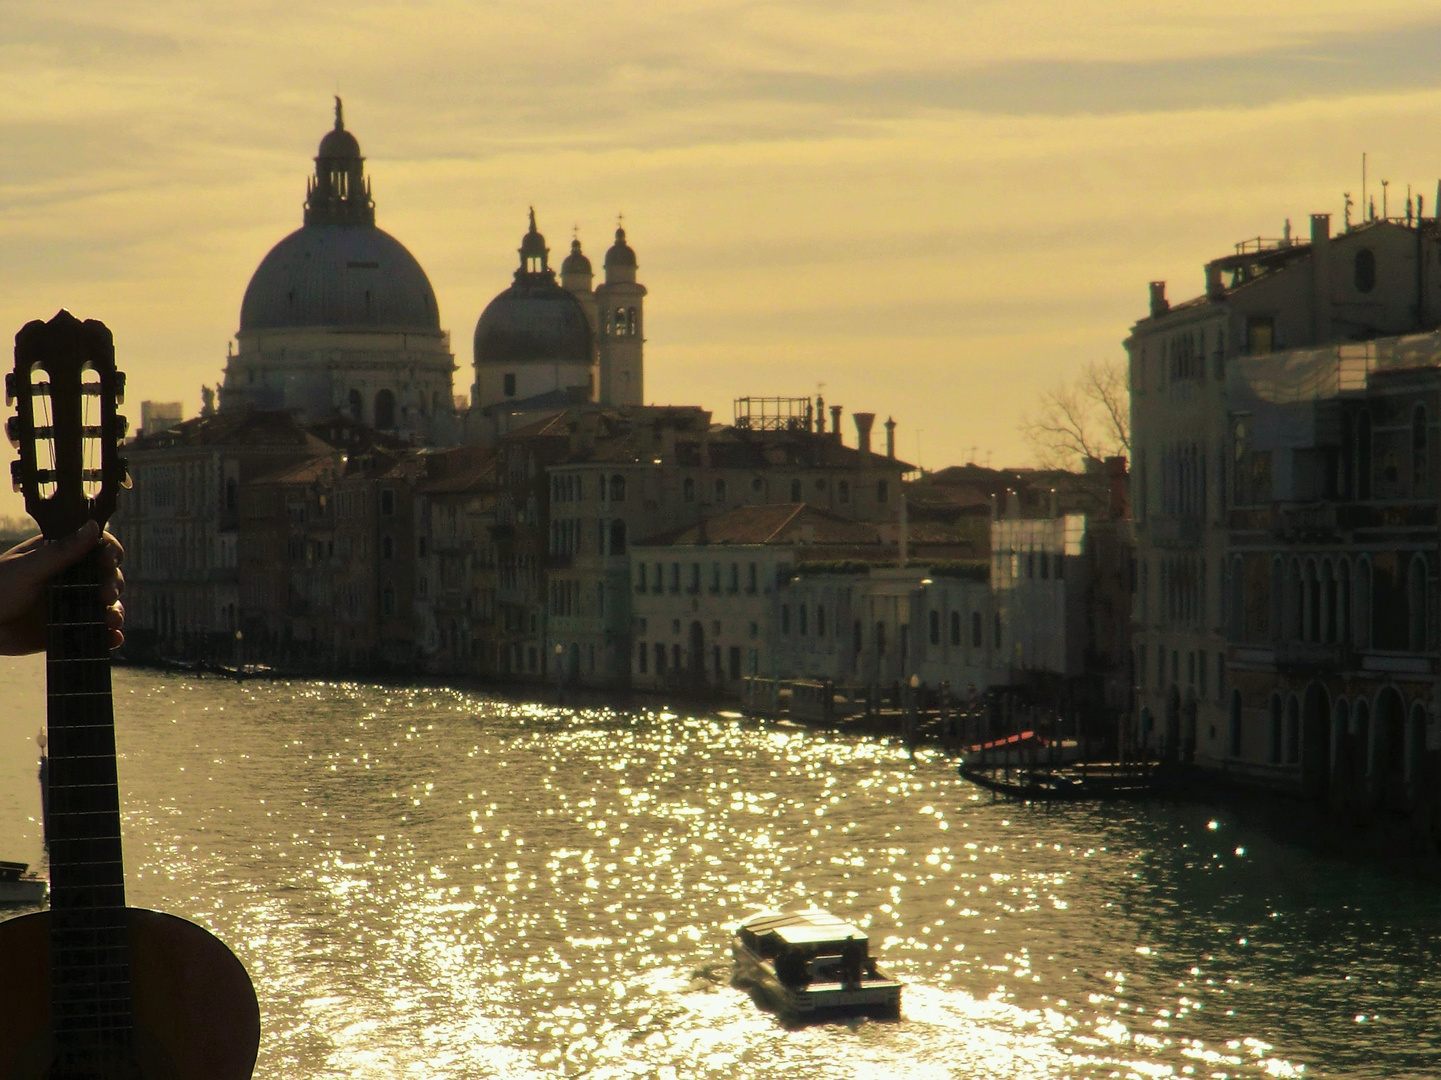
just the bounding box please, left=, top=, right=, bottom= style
left=0, top=861, right=46, bottom=905
left=732, top=906, right=901, bottom=1021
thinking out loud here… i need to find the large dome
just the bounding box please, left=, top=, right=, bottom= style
left=473, top=278, right=592, bottom=367
left=240, top=224, right=441, bottom=333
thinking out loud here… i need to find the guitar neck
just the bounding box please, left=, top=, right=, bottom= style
left=44, top=545, right=136, bottom=1061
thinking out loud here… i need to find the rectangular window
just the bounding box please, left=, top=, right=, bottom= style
left=729, top=646, right=742, bottom=680
left=635, top=564, right=647, bottom=593
left=971, top=611, right=982, bottom=648
left=689, top=563, right=701, bottom=593
left=747, top=563, right=758, bottom=594
left=817, top=605, right=826, bottom=638
left=950, top=611, right=961, bottom=646
left=637, top=641, right=648, bottom=673
left=710, top=563, right=721, bottom=593
left=503, top=372, right=516, bottom=397
left=729, top=563, right=739, bottom=592
left=655, top=643, right=666, bottom=673
left=1198, top=651, right=1207, bottom=695
left=799, top=606, right=808, bottom=636
left=670, top=563, right=680, bottom=593
left=781, top=606, right=791, bottom=634
left=1138, top=644, right=1147, bottom=689
left=1217, top=652, right=1226, bottom=699
left=715, top=478, right=727, bottom=502
left=654, top=562, right=663, bottom=593
left=1054, top=554, right=1064, bottom=579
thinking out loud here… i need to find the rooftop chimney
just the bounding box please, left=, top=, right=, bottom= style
left=830, top=405, right=843, bottom=443
left=1149, top=281, right=1169, bottom=319
left=1205, top=262, right=1224, bottom=299
left=853, top=412, right=875, bottom=454
left=884, top=417, right=896, bottom=460
left=816, top=395, right=827, bottom=434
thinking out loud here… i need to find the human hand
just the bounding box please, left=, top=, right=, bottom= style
left=0, top=521, right=126, bottom=655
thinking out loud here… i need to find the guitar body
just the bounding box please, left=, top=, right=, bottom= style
left=0, top=908, right=260, bottom=1080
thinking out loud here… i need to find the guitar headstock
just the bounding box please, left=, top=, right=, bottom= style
left=6, top=310, right=128, bottom=539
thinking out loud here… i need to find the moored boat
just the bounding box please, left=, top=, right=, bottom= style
left=732, top=907, right=901, bottom=1022
left=0, top=861, right=46, bottom=905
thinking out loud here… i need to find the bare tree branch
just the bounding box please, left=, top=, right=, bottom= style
left=1020, top=358, right=1131, bottom=469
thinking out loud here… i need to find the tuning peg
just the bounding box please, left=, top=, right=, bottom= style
left=115, top=371, right=126, bottom=406
left=9, top=460, right=21, bottom=493
left=114, top=414, right=129, bottom=440
left=4, top=416, right=18, bottom=448
left=3, top=373, right=13, bottom=407
left=120, top=457, right=133, bottom=489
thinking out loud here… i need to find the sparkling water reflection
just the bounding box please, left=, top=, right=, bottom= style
left=4, top=666, right=1439, bottom=1078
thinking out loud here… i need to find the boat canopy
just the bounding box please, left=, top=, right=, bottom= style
left=738, top=908, right=868, bottom=952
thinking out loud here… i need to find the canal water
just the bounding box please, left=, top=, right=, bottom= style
left=2, top=656, right=1438, bottom=1079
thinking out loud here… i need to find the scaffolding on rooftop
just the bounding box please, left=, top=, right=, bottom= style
left=733, top=396, right=814, bottom=432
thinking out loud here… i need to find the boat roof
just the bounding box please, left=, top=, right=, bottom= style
left=738, top=907, right=868, bottom=946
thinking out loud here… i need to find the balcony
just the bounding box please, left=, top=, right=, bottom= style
left=1145, top=516, right=1204, bottom=549
left=1273, top=640, right=1351, bottom=671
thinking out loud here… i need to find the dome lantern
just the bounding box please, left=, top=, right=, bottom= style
left=305, top=96, right=374, bottom=227
left=518, top=207, right=551, bottom=278
left=604, top=221, right=637, bottom=284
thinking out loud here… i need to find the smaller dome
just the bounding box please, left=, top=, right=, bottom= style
left=561, top=238, right=592, bottom=276
left=519, top=207, right=548, bottom=264
left=319, top=126, right=360, bottom=159
left=605, top=225, right=637, bottom=269
left=318, top=97, right=361, bottom=159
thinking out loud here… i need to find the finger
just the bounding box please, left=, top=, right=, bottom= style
left=16, top=521, right=100, bottom=588
left=104, top=602, right=124, bottom=631
left=99, top=532, right=125, bottom=570
left=108, top=628, right=125, bottom=650
left=101, top=569, right=125, bottom=604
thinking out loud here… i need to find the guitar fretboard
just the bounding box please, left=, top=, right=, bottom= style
left=45, top=547, right=137, bottom=1072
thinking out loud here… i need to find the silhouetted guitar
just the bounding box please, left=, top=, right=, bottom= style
left=0, top=311, right=260, bottom=1080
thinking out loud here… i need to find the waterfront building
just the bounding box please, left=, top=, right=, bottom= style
left=627, top=503, right=875, bottom=691
left=110, top=410, right=333, bottom=659
left=1129, top=211, right=1441, bottom=764
left=1224, top=332, right=1441, bottom=830
left=412, top=444, right=501, bottom=675
left=220, top=100, right=457, bottom=443
left=542, top=400, right=913, bottom=687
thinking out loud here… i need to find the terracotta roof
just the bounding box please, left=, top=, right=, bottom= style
left=637, top=503, right=880, bottom=548
left=249, top=454, right=338, bottom=486
left=417, top=444, right=498, bottom=494
left=128, top=408, right=328, bottom=454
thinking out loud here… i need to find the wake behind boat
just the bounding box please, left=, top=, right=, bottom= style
left=732, top=907, right=901, bottom=1022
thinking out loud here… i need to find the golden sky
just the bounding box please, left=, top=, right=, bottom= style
left=5, top=0, right=1441, bottom=519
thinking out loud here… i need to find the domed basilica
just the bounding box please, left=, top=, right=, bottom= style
left=222, top=101, right=647, bottom=446
left=222, top=99, right=458, bottom=442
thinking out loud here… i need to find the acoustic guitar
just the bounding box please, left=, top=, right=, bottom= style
left=0, top=311, right=260, bottom=1079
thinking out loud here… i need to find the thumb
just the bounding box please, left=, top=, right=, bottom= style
left=18, top=521, right=101, bottom=588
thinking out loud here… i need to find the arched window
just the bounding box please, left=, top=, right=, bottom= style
left=929, top=609, right=940, bottom=645
left=610, top=474, right=626, bottom=502
left=816, top=605, right=826, bottom=638
left=950, top=610, right=962, bottom=646
left=348, top=389, right=363, bottom=420
left=875, top=621, right=886, bottom=655
left=1285, top=696, right=1301, bottom=764
left=1408, top=555, right=1427, bottom=651
left=1230, top=556, right=1246, bottom=641
left=627, top=307, right=638, bottom=335
left=1354, top=248, right=1377, bottom=293
left=613, top=309, right=627, bottom=336
left=1357, top=410, right=1372, bottom=499
left=1337, top=559, right=1352, bottom=645
left=790, top=479, right=802, bottom=502
left=1354, top=558, right=1372, bottom=649
left=374, top=388, right=396, bottom=430
left=1413, top=404, right=1429, bottom=496
left=609, top=519, right=627, bottom=556
left=972, top=611, right=983, bottom=648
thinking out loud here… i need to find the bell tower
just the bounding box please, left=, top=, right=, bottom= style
left=594, top=220, right=646, bottom=407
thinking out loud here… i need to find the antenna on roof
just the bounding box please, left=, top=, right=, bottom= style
left=1362, top=152, right=1367, bottom=220
left=1344, top=191, right=1353, bottom=230
left=1382, top=178, right=1390, bottom=221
